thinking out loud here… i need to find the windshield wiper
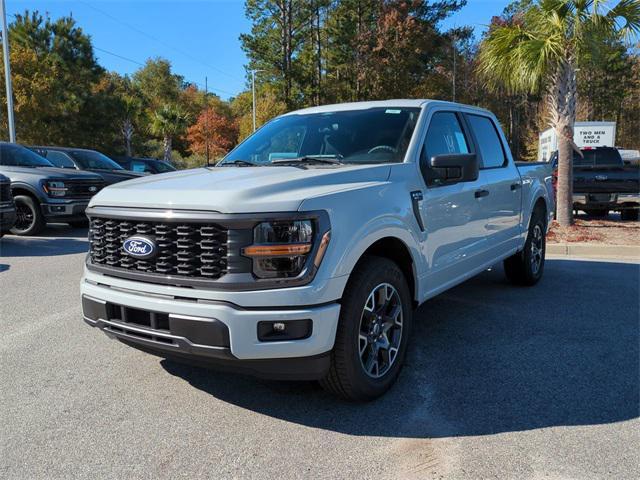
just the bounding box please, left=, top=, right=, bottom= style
left=218, top=160, right=258, bottom=167
left=271, top=155, right=343, bottom=166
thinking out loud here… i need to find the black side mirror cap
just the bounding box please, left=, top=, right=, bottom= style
left=430, top=153, right=479, bottom=183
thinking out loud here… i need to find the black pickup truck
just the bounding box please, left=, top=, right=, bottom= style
left=0, top=143, right=105, bottom=235
left=29, top=146, right=145, bottom=185
left=551, top=147, right=640, bottom=220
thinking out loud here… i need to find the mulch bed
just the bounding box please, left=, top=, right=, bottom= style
left=547, top=213, right=640, bottom=246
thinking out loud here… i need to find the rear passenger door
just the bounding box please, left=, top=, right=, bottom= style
left=464, top=113, right=522, bottom=255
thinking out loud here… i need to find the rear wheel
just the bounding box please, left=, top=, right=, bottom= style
left=621, top=209, right=639, bottom=221
left=504, top=209, right=546, bottom=286
left=320, top=256, right=412, bottom=401
left=10, top=195, right=45, bottom=236
left=584, top=208, right=608, bottom=218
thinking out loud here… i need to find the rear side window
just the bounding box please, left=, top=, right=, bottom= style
left=130, top=160, right=151, bottom=173
left=466, top=115, right=506, bottom=169
left=423, top=112, right=469, bottom=160
left=46, top=151, right=76, bottom=169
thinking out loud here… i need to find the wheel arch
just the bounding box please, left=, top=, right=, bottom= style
left=10, top=183, right=43, bottom=203
left=348, top=235, right=419, bottom=307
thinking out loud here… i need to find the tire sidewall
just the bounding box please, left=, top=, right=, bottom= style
left=10, top=196, right=42, bottom=236
left=339, top=258, right=413, bottom=399
left=523, top=213, right=546, bottom=283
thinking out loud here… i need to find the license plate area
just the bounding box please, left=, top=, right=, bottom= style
left=588, top=194, right=613, bottom=202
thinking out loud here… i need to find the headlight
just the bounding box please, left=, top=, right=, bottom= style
left=43, top=181, right=68, bottom=197
left=243, top=220, right=315, bottom=279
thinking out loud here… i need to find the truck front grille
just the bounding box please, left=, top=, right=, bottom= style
left=89, top=217, right=228, bottom=280
left=65, top=180, right=105, bottom=199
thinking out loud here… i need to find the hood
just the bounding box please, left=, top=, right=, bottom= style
left=0, top=166, right=104, bottom=182
left=90, top=164, right=391, bottom=213
left=86, top=169, right=146, bottom=185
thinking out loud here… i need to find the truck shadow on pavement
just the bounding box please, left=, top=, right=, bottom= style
left=0, top=226, right=88, bottom=257
left=161, top=258, right=640, bottom=438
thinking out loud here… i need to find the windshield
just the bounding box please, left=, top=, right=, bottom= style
left=69, top=150, right=124, bottom=170
left=574, top=149, right=623, bottom=167
left=221, top=107, right=421, bottom=166
left=0, top=143, right=55, bottom=167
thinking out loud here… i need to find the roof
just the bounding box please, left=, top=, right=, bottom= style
left=281, top=99, right=486, bottom=116
left=31, top=146, right=97, bottom=153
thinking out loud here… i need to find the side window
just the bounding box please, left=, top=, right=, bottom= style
left=466, top=115, right=506, bottom=169
left=423, top=112, right=469, bottom=159
left=130, top=161, right=148, bottom=173
left=46, top=151, right=76, bottom=169
left=421, top=112, right=469, bottom=185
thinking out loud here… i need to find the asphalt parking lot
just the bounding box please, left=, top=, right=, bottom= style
left=1, top=225, right=639, bottom=480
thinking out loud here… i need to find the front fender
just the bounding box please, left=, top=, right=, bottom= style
left=300, top=181, right=425, bottom=300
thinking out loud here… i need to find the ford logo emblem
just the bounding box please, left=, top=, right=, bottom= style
left=123, top=236, right=156, bottom=259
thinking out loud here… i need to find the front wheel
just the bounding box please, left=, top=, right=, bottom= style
left=504, top=209, right=546, bottom=286
left=10, top=195, right=45, bottom=236
left=320, top=256, right=413, bottom=401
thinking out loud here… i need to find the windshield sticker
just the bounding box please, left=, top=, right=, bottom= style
left=385, top=109, right=402, bottom=114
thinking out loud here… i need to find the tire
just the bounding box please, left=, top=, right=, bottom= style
left=320, top=256, right=413, bottom=401
left=68, top=220, right=89, bottom=228
left=504, top=209, right=546, bottom=286
left=584, top=208, right=608, bottom=218
left=10, top=195, right=45, bottom=236
left=620, top=209, right=639, bottom=221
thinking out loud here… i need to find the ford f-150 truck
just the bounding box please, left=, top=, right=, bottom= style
left=0, top=143, right=105, bottom=235
left=550, top=147, right=640, bottom=220
left=81, top=100, right=554, bottom=400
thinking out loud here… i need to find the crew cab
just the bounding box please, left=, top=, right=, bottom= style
left=0, top=143, right=105, bottom=235
left=551, top=146, right=640, bottom=220
left=30, top=146, right=145, bottom=186
left=81, top=100, right=554, bottom=400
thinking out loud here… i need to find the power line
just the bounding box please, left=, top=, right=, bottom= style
left=93, top=46, right=235, bottom=96
left=79, top=1, right=244, bottom=83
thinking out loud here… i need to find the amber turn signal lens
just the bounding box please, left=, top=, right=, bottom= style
left=314, top=231, right=331, bottom=267
left=243, top=243, right=312, bottom=257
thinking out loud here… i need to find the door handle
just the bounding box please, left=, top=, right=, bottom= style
left=474, top=189, right=490, bottom=198
left=510, top=183, right=522, bottom=191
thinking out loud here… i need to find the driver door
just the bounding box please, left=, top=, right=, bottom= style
left=416, top=111, right=487, bottom=297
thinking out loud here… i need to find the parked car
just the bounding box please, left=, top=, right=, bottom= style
left=0, top=173, right=16, bottom=237
left=114, top=157, right=177, bottom=174
left=81, top=100, right=554, bottom=400
left=551, top=146, right=640, bottom=220
left=29, top=147, right=145, bottom=186
left=0, top=143, right=105, bottom=235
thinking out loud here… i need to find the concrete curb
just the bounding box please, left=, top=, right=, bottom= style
left=548, top=243, right=640, bottom=259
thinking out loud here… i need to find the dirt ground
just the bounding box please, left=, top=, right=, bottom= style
left=547, top=212, right=640, bottom=245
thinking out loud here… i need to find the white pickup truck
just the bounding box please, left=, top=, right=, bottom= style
left=81, top=100, right=554, bottom=400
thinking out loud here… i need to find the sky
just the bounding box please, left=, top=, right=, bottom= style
left=6, top=0, right=512, bottom=100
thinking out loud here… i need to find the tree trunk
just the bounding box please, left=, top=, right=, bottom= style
left=122, top=118, right=134, bottom=157
left=550, top=59, right=578, bottom=227
left=163, top=135, right=172, bottom=162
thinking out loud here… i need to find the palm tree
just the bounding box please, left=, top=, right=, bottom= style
left=478, top=0, right=639, bottom=226
left=150, top=104, right=189, bottom=162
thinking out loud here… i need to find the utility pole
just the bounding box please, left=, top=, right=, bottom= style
left=251, top=69, right=264, bottom=132
left=205, top=76, right=209, bottom=166
left=452, top=34, right=456, bottom=103
left=1, top=0, right=16, bottom=142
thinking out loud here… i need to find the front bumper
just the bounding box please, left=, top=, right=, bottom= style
left=42, top=200, right=89, bottom=221
left=81, top=275, right=341, bottom=380
left=0, top=204, right=16, bottom=232
left=573, top=193, right=640, bottom=210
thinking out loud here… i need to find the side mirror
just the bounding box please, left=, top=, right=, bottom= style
left=430, top=153, right=479, bottom=183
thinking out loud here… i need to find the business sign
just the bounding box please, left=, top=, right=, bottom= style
left=574, top=124, right=616, bottom=147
